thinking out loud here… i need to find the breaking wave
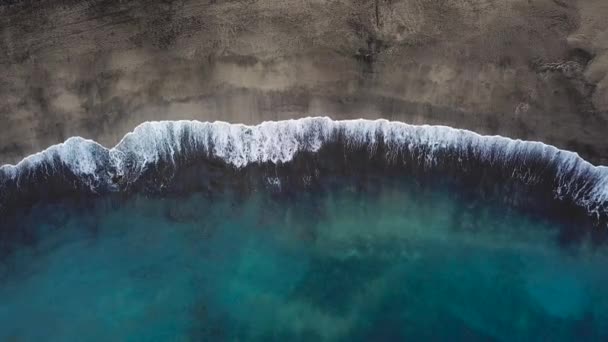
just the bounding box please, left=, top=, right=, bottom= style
left=1, top=117, right=607, bottom=228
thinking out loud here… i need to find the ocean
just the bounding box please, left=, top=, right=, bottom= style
left=0, top=118, right=607, bottom=341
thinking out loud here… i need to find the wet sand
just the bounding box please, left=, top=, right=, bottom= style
left=1, top=0, right=607, bottom=165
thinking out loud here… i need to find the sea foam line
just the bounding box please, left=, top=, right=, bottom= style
left=1, top=117, right=607, bottom=219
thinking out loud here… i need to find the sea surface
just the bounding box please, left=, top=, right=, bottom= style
left=1, top=176, right=607, bottom=341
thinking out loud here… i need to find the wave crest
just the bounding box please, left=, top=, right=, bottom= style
left=1, top=117, right=607, bottom=225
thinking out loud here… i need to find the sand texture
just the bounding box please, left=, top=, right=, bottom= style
left=1, top=0, right=607, bottom=164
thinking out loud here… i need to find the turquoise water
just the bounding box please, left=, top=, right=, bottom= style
left=1, top=178, right=607, bottom=341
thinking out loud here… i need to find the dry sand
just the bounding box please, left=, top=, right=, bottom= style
left=1, top=0, right=607, bottom=164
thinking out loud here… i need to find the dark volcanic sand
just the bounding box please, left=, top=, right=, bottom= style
left=1, top=0, right=608, bottom=164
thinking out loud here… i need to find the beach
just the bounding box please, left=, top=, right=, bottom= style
left=1, top=0, right=607, bottom=165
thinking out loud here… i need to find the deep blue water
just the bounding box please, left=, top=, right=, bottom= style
left=1, top=178, right=607, bottom=341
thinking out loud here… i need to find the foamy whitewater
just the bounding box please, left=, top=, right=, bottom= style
left=1, top=117, right=607, bottom=223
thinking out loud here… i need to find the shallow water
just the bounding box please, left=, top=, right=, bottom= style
left=1, top=178, right=607, bottom=341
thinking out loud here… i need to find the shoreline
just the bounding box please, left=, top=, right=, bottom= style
left=2, top=103, right=607, bottom=167
left=1, top=117, right=607, bottom=232
left=3, top=117, right=608, bottom=170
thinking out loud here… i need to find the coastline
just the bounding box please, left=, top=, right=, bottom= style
left=1, top=92, right=607, bottom=167
left=3, top=1, right=608, bottom=338
left=2, top=117, right=607, bottom=231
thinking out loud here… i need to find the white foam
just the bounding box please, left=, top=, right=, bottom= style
left=1, top=117, right=607, bottom=218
